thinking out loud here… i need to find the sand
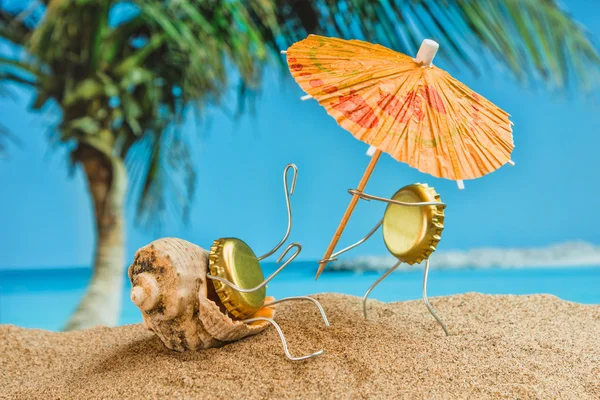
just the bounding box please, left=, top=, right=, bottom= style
left=1, top=293, right=599, bottom=399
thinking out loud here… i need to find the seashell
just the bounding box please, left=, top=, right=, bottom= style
left=197, top=293, right=275, bottom=342
left=128, top=237, right=273, bottom=351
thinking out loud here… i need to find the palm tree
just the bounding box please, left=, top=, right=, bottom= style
left=1, top=0, right=598, bottom=330
left=1, top=0, right=281, bottom=330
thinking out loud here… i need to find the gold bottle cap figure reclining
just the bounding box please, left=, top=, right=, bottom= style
left=128, top=164, right=329, bottom=361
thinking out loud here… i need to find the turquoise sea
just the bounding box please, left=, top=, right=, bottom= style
left=1, top=263, right=599, bottom=331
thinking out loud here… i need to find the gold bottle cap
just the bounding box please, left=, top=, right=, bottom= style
left=208, top=238, right=266, bottom=319
left=382, top=183, right=445, bottom=265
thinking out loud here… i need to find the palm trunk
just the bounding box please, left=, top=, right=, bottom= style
left=64, top=145, right=128, bottom=331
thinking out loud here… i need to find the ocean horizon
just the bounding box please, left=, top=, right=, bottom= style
left=1, top=262, right=599, bottom=331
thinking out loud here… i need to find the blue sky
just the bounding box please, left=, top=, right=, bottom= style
left=1, top=1, right=599, bottom=268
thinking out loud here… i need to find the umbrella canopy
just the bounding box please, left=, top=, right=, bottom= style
left=286, top=35, right=514, bottom=181
left=285, top=35, right=514, bottom=278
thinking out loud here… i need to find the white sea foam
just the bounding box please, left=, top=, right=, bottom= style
left=329, top=241, right=600, bottom=272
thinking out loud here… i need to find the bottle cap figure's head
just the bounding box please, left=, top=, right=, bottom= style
left=209, top=238, right=267, bottom=319
left=382, top=183, right=445, bottom=265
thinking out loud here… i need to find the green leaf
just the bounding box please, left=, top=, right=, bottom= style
left=63, top=78, right=104, bottom=106
left=0, top=71, right=36, bottom=87
left=126, top=117, right=142, bottom=136
left=121, top=67, right=153, bottom=88
left=31, top=92, right=50, bottom=110
left=0, top=9, right=32, bottom=46
left=65, top=116, right=101, bottom=136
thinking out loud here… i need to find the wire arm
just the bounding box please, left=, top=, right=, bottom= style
left=207, top=243, right=302, bottom=293
left=258, top=164, right=298, bottom=261
left=320, top=188, right=444, bottom=265
left=319, top=219, right=383, bottom=264
left=348, top=189, right=446, bottom=208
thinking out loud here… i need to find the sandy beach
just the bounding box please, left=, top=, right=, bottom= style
left=2, top=293, right=599, bottom=399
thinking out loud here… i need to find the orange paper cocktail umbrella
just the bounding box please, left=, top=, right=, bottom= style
left=284, top=35, right=514, bottom=278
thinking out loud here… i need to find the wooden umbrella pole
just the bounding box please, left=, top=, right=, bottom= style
left=316, top=149, right=382, bottom=279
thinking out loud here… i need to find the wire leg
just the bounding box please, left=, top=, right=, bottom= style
left=362, top=260, right=402, bottom=319
left=423, top=258, right=450, bottom=336
left=264, top=296, right=330, bottom=326
left=243, top=317, right=324, bottom=361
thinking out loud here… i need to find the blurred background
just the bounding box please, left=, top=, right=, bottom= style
left=1, top=0, right=599, bottom=331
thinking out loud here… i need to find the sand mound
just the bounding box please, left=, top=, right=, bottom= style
left=1, top=293, right=599, bottom=399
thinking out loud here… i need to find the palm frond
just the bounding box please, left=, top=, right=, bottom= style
left=278, top=0, right=600, bottom=90
left=2, top=0, right=599, bottom=229
left=0, top=7, right=36, bottom=46
left=0, top=121, right=21, bottom=156
left=0, top=55, right=47, bottom=79
left=119, top=0, right=277, bottom=223
left=0, top=70, right=35, bottom=86
left=127, top=128, right=196, bottom=228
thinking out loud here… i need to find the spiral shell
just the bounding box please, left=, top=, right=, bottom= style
left=128, top=237, right=274, bottom=351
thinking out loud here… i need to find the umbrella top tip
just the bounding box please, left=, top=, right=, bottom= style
left=416, top=39, right=439, bottom=66
left=421, top=39, right=439, bottom=48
